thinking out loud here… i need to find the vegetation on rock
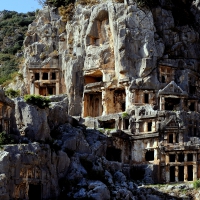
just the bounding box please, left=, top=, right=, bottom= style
left=193, top=179, right=200, bottom=189
left=0, top=132, right=15, bottom=145
left=0, top=10, right=35, bottom=86
left=5, top=88, right=20, bottom=98
left=24, top=94, right=50, bottom=109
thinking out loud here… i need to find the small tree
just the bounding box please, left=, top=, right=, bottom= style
left=24, top=94, right=50, bottom=109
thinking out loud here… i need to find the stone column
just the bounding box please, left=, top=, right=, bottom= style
left=184, top=153, right=187, bottom=162
left=40, top=72, right=42, bottom=80
left=102, top=89, right=106, bottom=115
left=144, top=122, right=148, bottom=132
left=125, top=86, right=131, bottom=110
left=56, top=82, right=59, bottom=95
left=193, top=164, right=197, bottom=181
left=173, top=133, right=176, bottom=143
left=175, top=165, right=179, bottom=182
left=195, top=101, right=198, bottom=112
left=48, top=72, right=50, bottom=80
left=166, top=165, right=170, bottom=183
left=180, top=98, right=184, bottom=110
left=160, top=96, right=165, bottom=110
left=30, top=83, right=35, bottom=95
left=184, top=165, right=187, bottom=181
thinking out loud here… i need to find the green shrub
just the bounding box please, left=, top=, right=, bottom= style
left=24, top=94, right=50, bottom=109
left=5, top=89, right=20, bottom=98
left=193, top=179, right=200, bottom=189
left=0, top=132, right=15, bottom=145
left=122, top=112, right=129, bottom=118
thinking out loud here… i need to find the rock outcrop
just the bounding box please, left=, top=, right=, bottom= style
left=3, top=0, right=200, bottom=199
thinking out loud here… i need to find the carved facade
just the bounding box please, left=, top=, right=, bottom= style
left=83, top=62, right=200, bottom=184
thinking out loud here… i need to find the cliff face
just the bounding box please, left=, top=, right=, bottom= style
left=22, top=0, right=200, bottom=115
left=7, top=0, right=200, bottom=199
left=22, top=0, right=162, bottom=115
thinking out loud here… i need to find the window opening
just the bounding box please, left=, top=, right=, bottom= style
left=145, top=151, right=154, bottom=161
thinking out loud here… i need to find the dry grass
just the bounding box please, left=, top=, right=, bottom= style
left=76, top=0, right=98, bottom=6
left=58, top=4, right=75, bottom=22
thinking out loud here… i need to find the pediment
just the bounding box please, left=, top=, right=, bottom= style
left=158, top=81, right=187, bottom=96
left=166, top=117, right=178, bottom=128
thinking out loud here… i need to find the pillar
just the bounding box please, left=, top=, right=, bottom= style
left=160, top=96, right=165, bottom=110
left=40, top=72, right=42, bottom=80
left=175, top=165, right=179, bottom=182
left=193, top=164, right=197, bottom=181
left=166, top=165, right=170, bottom=183
left=184, top=165, right=187, bottom=181
left=56, top=82, right=59, bottom=95
left=144, top=122, right=148, bottom=132
left=180, top=98, right=184, bottom=110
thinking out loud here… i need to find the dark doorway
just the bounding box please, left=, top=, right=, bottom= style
left=194, top=127, right=197, bottom=136
left=178, top=166, right=184, bottom=181
left=48, top=87, right=53, bottom=95
left=35, top=73, right=40, bottom=80
left=144, top=93, right=149, bottom=103
left=189, top=85, right=196, bottom=95
left=52, top=72, right=56, bottom=80
left=148, top=122, right=152, bottom=132
left=121, top=102, right=125, bottom=111
left=170, top=166, right=175, bottom=182
left=178, top=153, right=184, bottom=162
left=165, top=98, right=180, bottom=110
left=188, top=165, right=193, bottom=181
left=42, top=73, right=48, bottom=80
left=187, top=153, right=193, bottom=162
left=161, top=76, right=165, bottom=83
left=145, top=151, right=154, bottom=161
left=130, top=166, right=145, bottom=181
left=124, top=119, right=129, bottom=130
left=169, top=154, right=175, bottom=162
left=169, top=133, right=173, bottom=143
left=99, top=119, right=115, bottom=129
left=189, top=102, right=195, bottom=111
left=28, top=184, right=41, bottom=200
left=106, top=147, right=121, bottom=162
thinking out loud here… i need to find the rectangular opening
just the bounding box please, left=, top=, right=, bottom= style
left=168, top=133, right=173, bottom=143
left=169, top=154, right=175, bottom=162
left=187, top=153, right=193, bottom=162
left=47, top=87, right=53, bottom=95
left=114, top=89, right=126, bottom=112
left=189, top=102, right=195, bottom=111
left=130, top=166, right=145, bottom=181
left=84, top=93, right=102, bottom=117
left=99, top=119, right=115, bottom=129
left=178, top=153, right=184, bottom=162
left=124, top=119, right=129, bottom=130
left=194, top=127, right=197, bottom=136
left=165, top=98, right=180, bottom=111
left=144, top=93, right=149, bottom=103
left=106, top=147, right=121, bottom=162
left=39, top=87, right=46, bottom=96
left=145, top=150, right=154, bottom=161
left=28, top=184, right=41, bottom=200
left=161, top=75, right=166, bottom=83
left=178, top=166, right=184, bottom=181
left=42, top=73, right=48, bottom=80
left=52, top=72, right=56, bottom=80
left=188, top=165, right=193, bottom=181
left=170, top=166, right=175, bottom=182
left=35, top=73, right=40, bottom=80
left=189, top=85, right=196, bottom=95
left=84, top=71, right=103, bottom=84
left=148, top=122, right=152, bottom=132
